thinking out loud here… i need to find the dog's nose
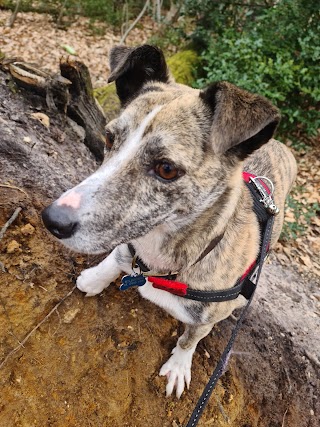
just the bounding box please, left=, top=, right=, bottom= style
left=42, top=204, right=78, bottom=239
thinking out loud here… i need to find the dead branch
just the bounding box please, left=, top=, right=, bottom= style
left=0, top=285, right=77, bottom=370
left=0, top=207, right=22, bottom=242
left=6, top=59, right=106, bottom=162
left=6, top=0, right=22, bottom=28
left=120, top=0, right=150, bottom=45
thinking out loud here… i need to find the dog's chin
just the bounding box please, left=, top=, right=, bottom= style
left=59, top=235, right=114, bottom=255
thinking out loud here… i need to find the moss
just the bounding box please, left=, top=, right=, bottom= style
left=94, top=50, right=199, bottom=117
left=94, top=83, right=120, bottom=121
left=167, top=50, right=199, bottom=86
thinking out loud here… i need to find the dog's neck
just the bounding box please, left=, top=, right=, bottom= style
left=132, top=167, right=254, bottom=274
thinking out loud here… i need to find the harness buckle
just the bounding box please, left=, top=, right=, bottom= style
left=250, top=176, right=280, bottom=215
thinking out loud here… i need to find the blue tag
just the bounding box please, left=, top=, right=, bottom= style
left=120, top=274, right=146, bottom=291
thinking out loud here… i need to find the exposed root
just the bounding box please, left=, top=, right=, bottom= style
left=281, top=408, right=288, bottom=427
left=0, top=285, right=76, bottom=370
left=0, top=183, right=28, bottom=196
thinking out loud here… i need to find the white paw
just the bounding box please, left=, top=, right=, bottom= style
left=76, top=267, right=110, bottom=297
left=159, top=344, right=195, bottom=398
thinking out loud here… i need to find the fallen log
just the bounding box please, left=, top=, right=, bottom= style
left=2, top=57, right=106, bottom=162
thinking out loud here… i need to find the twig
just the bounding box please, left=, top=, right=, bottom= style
left=0, top=285, right=77, bottom=370
left=0, top=183, right=28, bottom=196
left=121, top=1, right=129, bottom=38
left=213, top=390, right=230, bottom=424
left=6, top=0, right=22, bottom=28
left=0, top=207, right=22, bottom=242
left=120, top=0, right=150, bottom=44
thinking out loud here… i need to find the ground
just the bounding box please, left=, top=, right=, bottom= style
left=1, top=191, right=319, bottom=427
left=0, top=10, right=319, bottom=427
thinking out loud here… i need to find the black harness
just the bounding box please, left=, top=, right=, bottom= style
left=123, top=175, right=278, bottom=426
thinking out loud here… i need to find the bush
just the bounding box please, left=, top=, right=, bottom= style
left=184, top=0, right=320, bottom=142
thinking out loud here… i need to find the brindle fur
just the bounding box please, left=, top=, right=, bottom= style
left=42, top=45, right=297, bottom=398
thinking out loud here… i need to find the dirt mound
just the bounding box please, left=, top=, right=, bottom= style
left=0, top=64, right=319, bottom=427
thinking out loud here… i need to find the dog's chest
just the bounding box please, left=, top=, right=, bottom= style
left=134, top=225, right=177, bottom=272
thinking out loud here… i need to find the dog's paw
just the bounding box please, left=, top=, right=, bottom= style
left=76, top=267, right=109, bottom=297
left=159, top=344, right=194, bottom=398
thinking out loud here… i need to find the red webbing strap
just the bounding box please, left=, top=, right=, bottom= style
left=148, top=277, right=188, bottom=296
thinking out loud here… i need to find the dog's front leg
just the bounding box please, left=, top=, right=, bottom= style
left=76, top=244, right=131, bottom=296
left=160, top=323, right=213, bottom=398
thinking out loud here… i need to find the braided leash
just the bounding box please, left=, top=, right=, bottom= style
left=185, top=215, right=275, bottom=427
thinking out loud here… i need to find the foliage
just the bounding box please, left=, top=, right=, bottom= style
left=182, top=0, right=320, bottom=143
left=280, top=192, right=319, bottom=241
left=94, top=83, right=120, bottom=122
left=167, top=50, right=199, bottom=85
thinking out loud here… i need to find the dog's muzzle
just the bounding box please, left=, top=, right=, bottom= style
left=42, top=203, right=78, bottom=239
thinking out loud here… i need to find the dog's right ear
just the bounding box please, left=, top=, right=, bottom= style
left=108, top=45, right=169, bottom=106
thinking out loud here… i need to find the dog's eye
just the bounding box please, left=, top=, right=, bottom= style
left=105, top=130, right=115, bottom=150
left=154, top=161, right=182, bottom=181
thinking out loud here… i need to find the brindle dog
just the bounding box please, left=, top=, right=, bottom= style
left=42, top=45, right=297, bottom=398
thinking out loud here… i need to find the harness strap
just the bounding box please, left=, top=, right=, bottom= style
left=126, top=175, right=270, bottom=302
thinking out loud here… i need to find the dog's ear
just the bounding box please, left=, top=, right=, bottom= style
left=108, top=45, right=169, bottom=106
left=200, top=81, right=280, bottom=159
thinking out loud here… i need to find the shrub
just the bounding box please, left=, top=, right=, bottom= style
left=184, top=0, right=320, bottom=143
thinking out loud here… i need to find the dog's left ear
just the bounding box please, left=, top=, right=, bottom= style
left=108, top=45, right=169, bottom=106
left=200, top=81, right=280, bottom=159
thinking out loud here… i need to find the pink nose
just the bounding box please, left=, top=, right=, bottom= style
left=57, top=191, right=82, bottom=209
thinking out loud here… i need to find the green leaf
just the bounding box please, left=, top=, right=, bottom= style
left=61, top=45, right=77, bottom=56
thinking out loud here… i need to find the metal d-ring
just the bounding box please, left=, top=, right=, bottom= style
left=251, top=176, right=275, bottom=196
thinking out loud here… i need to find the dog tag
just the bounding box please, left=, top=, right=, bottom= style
left=120, top=274, right=146, bottom=291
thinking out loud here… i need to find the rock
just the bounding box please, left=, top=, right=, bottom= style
left=20, top=223, right=35, bottom=235
left=63, top=308, right=80, bottom=324
left=6, top=240, right=20, bottom=253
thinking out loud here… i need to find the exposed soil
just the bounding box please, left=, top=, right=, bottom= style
left=0, top=16, right=319, bottom=426
left=1, top=189, right=319, bottom=427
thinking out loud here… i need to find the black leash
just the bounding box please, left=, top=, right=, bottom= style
left=185, top=214, right=274, bottom=427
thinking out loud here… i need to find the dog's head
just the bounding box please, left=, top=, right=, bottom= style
left=42, top=45, right=280, bottom=254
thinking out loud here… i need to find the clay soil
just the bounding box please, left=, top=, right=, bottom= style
left=0, top=10, right=319, bottom=427
left=1, top=189, right=319, bottom=427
